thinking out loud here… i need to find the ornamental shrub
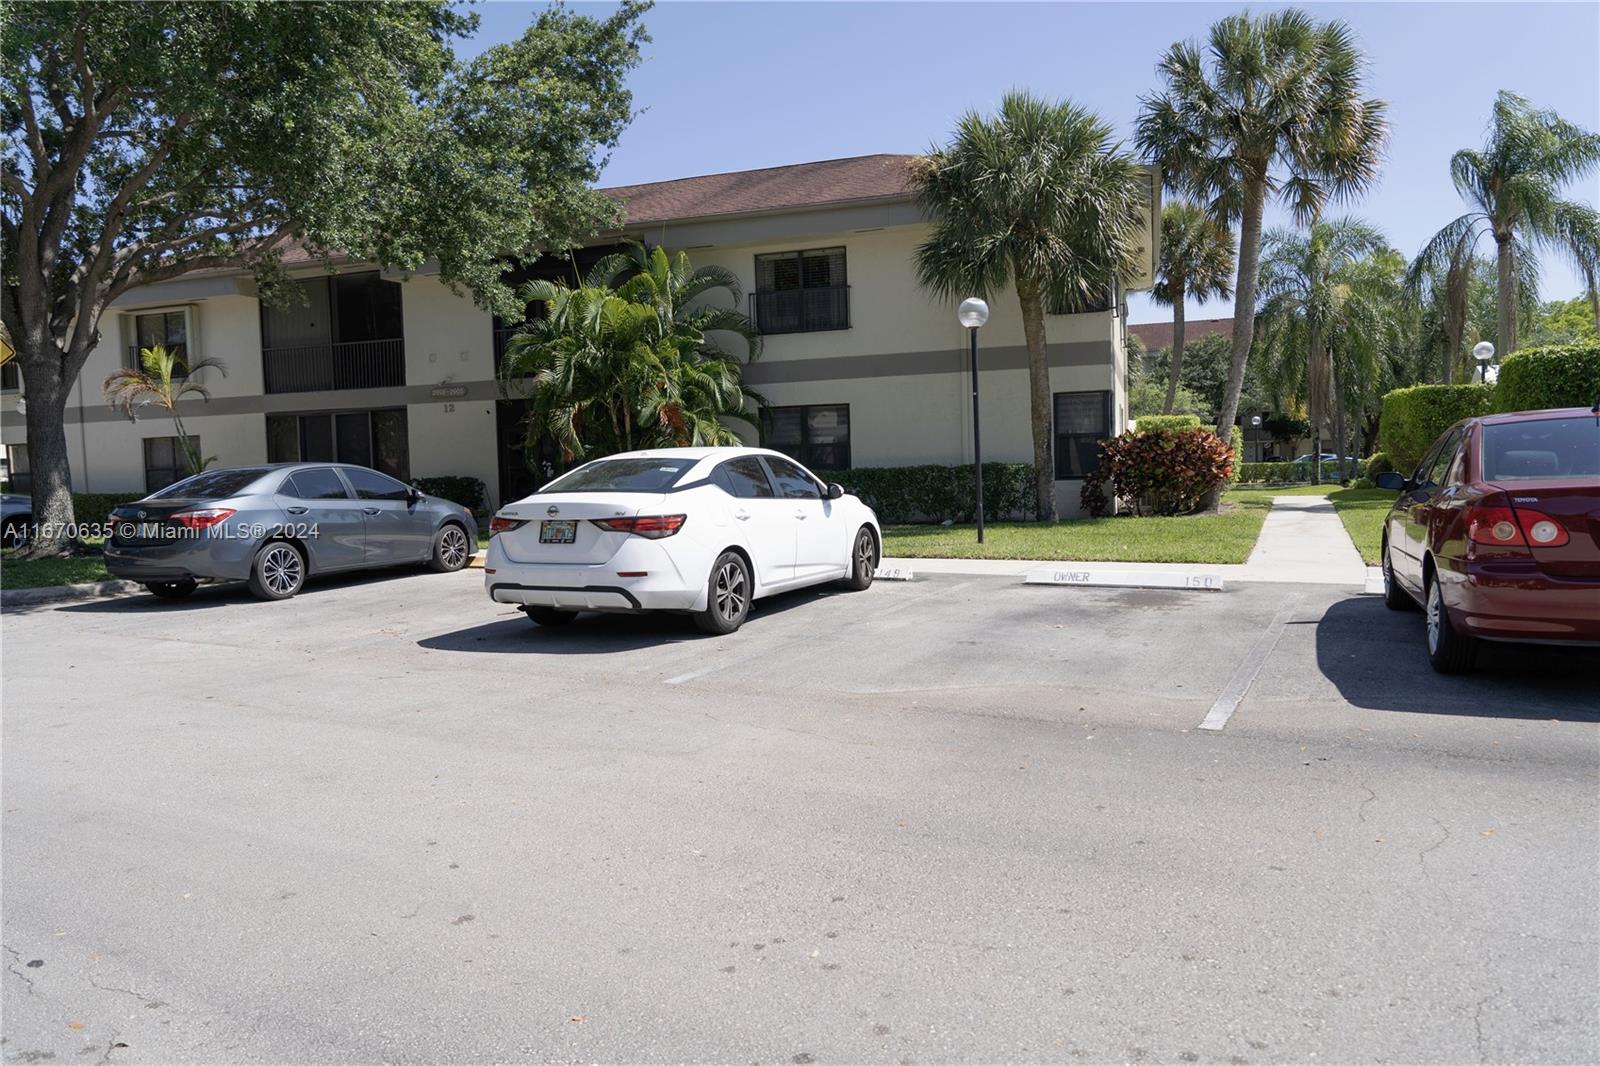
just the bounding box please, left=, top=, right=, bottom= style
left=1364, top=452, right=1393, bottom=478
left=414, top=475, right=486, bottom=513
left=1098, top=428, right=1234, bottom=516
left=814, top=463, right=1035, bottom=524
left=1494, top=343, right=1600, bottom=412
left=1201, top=423, right=1245, bottom=485
left=1079, top=469, right=1112, bottom=518
left=1377, top=383, right=1495, bottom=473
left=1133, top=414, right=1202, bottom=432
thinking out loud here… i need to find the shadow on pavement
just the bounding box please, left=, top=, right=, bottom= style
left=1316, top=595, right=1600, bottom=722
left=52, top=565, right=458, bottom=614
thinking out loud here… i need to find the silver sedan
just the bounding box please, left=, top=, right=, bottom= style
left=105, top=463, right=478, bottom=600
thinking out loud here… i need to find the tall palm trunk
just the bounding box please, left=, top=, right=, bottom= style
left=1495, top=232, right=1518, bottom=357
left=1306, top=321, right=1325, bottom=485
left=1015, top=272, right=1057, bottom=521
left=1585, top=265, right=1599, bottom=333
left=1210, top=174, right=1267, bottom=511
left=1330, top=351, right=1350, bottom=484
left=1162, top=280, right=1187, bottom=414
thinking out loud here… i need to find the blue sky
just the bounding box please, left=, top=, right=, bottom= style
left=459, top=1, right=1600, bottom=324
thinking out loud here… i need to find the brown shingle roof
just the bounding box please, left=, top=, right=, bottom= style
left=1129, top=317, right=1234, bottom=351
left=601, top=154, right=919, bottom=227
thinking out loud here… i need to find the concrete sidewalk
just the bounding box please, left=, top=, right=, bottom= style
left=883, top=494, right=1373, bottom=587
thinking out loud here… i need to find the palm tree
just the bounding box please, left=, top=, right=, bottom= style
left=1136, top=8, right=1387, bottom=497
left=913, top=91, right=1150, bottom=520
left=1151, top=200, right=1235, bottom=413
left=102, top=345, right=227, bottom=475
left=1415, top=91, right=1600, bottom=358
left=1254, top=218, right=1386, bottom=483
left=500, top=244, right=762, bottom=464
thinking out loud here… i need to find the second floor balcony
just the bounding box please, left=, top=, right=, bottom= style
left=260, top=271, right=406, bottom=395
left=750, top=285, right=851, bottom=335
left=262, top=338, right=406, bottom=394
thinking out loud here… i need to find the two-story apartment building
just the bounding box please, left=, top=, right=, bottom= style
left=0, top=154, right=1157, bottom=516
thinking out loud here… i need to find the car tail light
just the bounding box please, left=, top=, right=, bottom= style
left=488, top=515, right=526, bottom=537
left=590, top=514, right=687, bottom=539
left=1467, top=505, right=1570, bottom=548
left=170, top=508, right=235, bottom=530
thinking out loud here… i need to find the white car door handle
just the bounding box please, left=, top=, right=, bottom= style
left=733, top=509, right=751, bottom=521
left=794, top=510, right=808, bottom=520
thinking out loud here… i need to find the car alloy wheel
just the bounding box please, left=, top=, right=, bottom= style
left=439, top=526, right=469, bottom=569
left=855, top=529, right=876, bottom=578
left=260, top=543, right=304, bottom=597
left=714, top=559, right=747, bottom=624
left=1426, top=580, right=1442, bottom=654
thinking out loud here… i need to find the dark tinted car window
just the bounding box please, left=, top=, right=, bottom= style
left=149, top=467, right=271, bottom=500
left=342, top=467, right=410, bottom=501
left=542, top=458, right=694, bottom=493
left=717, top=457, right=776, bottom=499
left=285, top=468, right=350, bottom=500
left=1417, top=429, right=1459, bottom=487
left=1483, top=417, right=1600, bottom=480
left=763, top=456, right=820, bottom=500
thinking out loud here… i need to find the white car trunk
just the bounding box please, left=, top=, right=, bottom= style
left=495, top=493, right=653, bottom=564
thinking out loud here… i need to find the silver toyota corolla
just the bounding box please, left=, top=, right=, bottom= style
left=105, top=463, right=478, bottom=600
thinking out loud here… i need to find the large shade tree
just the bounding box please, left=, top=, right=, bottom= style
left=499, top=243, right=762, bottom=462
left=1151, top=200, right=1235, bottom=413
left=1136, top=8, right=1387, bottom=503
left=1414, top=91, right=1600, bottom=361
left=913, top=91, right=1150, bottom=521
left=1, top=0, right=648, bottom=555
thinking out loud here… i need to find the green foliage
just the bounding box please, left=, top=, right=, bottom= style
left=500, top=243, right=761, bottom=462
left=1098, top=429, right=1234, bottom=516
left=1130, top=378, right=1203, bottom=418
left=1364, top=452, right=1394, bottom=478
left=1132, top=414, right=1202, bottom=431
left=101, top=345, right=226, bottom=475
left=72, top=493, right=148, bottom=522
left=1529, top=297, right=1598, bottom=347
left=814, top=464, right=1037, bottom=525
left=1197, top=424, right=1246, bottom=485
left=1237, top=459, right=1367, bottom=484
left=1262, top=415, right=1311, bottom=441
left=1494, top=343, right=1600, bottom=411
left=1153, top=200, right=1235, bottom=309
left=1377, top=383, right=1495, bottom=472
left=414, top=476, right=486, bottom=514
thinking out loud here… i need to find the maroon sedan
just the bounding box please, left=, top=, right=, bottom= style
left=1376, top=406, right=1600, bottom=673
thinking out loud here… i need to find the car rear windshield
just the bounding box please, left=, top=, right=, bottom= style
left=1482, top=417, right=1600, bottom=480
left=149, top=468, right=273, bottom=500
left=539, top=458, right=695, bottom=493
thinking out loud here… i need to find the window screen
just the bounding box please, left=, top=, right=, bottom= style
left=752, top=248, right=849, bottom=333
left=762, top=404, right=850, bottom=469
left=143, top=435, right=199, bottom=493
left=1053, top=391, right=1111, bottom=480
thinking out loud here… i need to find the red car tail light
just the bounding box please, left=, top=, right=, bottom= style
left=170, top=508, right=235, bottom=530
left=488, top=515, right=526, bottom=536
left=1467, top=505, right=1571, bottom=548
left=590, top=514, right=687, bottom=539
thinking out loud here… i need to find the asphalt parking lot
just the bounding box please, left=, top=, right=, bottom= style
left=3, top=569, right=1597, bottom=1063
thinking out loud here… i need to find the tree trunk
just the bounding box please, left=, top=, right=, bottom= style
left=1015, top=274, right=1056, bottom=522
left=1306, top=322, right=1324, bottom=486
left=1162, top=281, right=1186, bottom=414
left=16, top=346, right=79, bottom=557
left=1330, top=352, right=1350, bottom=484
left=1209, top=175, right=1267, bottom=511
left=1586, top=265, right=1599, bottom=334
left=1495, top=232, right=1517, bottom=359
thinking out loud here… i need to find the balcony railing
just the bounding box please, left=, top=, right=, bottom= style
left=750, top=286, right=850, bottom=335
left=493, top=326, right=519, bottom=371
left=262, top=338, right=405, bottom=395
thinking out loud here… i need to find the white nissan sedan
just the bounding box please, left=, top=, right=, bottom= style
left=484, top=447, right=882, bottom=634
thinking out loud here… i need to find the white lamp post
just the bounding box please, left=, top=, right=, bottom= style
left=1473, top=340, right=1495, bottom=383
left=958, top=298, right=990, bottom=542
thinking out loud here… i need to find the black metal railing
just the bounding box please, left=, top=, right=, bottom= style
left=493, top=326, right=520, bottom=371
left=750, top=286, right=850, bottom=334
left=262, top=338, right=405, bottom=394
left=126, top=344, right=189, bottom=377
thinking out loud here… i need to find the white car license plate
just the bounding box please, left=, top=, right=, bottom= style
left=539, top=520, right=578, bottom=544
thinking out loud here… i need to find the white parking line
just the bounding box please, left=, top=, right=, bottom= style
left=1197, top=595, right=1299, bottom=732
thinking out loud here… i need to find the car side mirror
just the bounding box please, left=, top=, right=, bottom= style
left=826, top=482, right=845, bottom=500
left=1374, top=471, right=1407, bottom=491
left=408, top=484, right=424, bottom=504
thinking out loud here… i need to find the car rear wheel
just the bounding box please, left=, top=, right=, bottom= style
left=841, top=526, right=877, bottom=591
left=1382, top=540, right=1414, bottom=611
left=248, top=541, right=306, bottom=600
left=428, top=523, right=472, bottom=573
left=523, top=606, right=578, bottom=626
left=145, top=579, right=197, bottom=600
left=694, top=551, right=750, bottom=635
left=1425, top=571, right=1476, bottom=674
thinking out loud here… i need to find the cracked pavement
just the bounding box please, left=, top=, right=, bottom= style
left=2, top=570, right=1597, bottom=1063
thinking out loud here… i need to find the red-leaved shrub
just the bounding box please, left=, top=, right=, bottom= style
left=1099, top=428, right=1235, bottom=515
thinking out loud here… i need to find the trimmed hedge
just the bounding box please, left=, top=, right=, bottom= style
left=1377, top=383, right=1495, bottom=473
left=1495, top=343, right=1600, bottom=412
left=415, top=475, right=486, bottom=513
left=1235, top=460, right=1365, bottom=484
left=74, top=493, right=147, bottom=523
left=1133, top=414, right=1202, bottom=431
left=1364, top=452, right=1393, bottom=478
left=816, top=463, right=1036, bottom=524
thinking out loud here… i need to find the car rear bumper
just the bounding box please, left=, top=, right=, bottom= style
left=483, top=537, right=702, bottom=612
left=1448, top=563, right=1600, bottom=644
left=104, top=537, right=257, bottom=582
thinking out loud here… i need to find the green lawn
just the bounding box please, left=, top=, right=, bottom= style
left=0, top=540, right=111, bottom=590
left=881, top=487, right=1295, bottom=565
left=1327, top=487, right=1399, bottom=565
